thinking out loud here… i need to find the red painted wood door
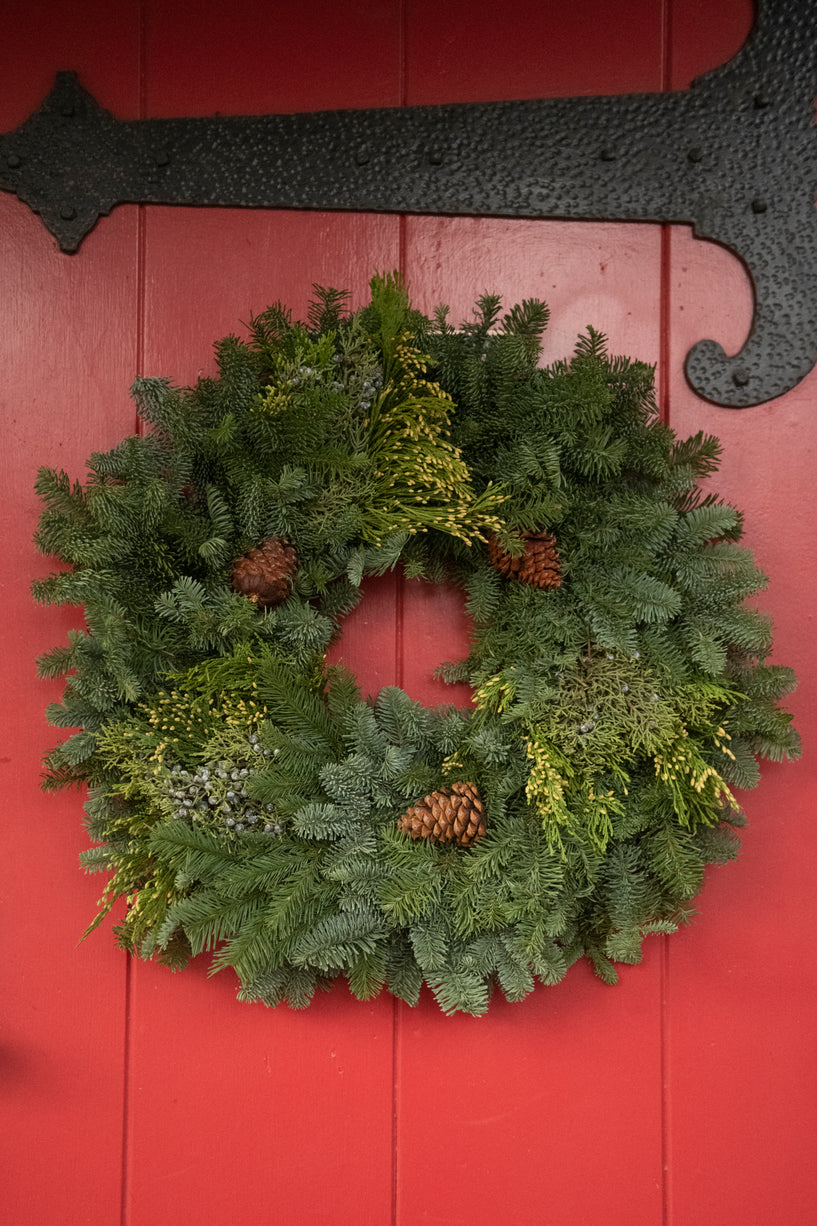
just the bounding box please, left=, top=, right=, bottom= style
left=3, top=3, right=815, bottom=1223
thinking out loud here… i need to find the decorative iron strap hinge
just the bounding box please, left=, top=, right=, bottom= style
left=1, top=0, right=815, bottom=407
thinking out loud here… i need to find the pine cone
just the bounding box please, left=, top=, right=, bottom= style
left=398, top=782, right=486, bottom=848
left=488, top=529, right=562, bottom=589
left=231, top=536, right=298, bottom=607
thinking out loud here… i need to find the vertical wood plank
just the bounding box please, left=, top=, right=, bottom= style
left=396, top=3, right=668, bottom=1222
left=665, top=4, right=817, bottom=1222
left=122, top=6, right=403, bottom=1223
left=0, top=4, right=142, bottom=1222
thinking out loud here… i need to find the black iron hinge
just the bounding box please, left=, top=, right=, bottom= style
left=1, top=0, right=815, bottom=407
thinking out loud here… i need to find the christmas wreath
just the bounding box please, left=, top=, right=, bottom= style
left=34, top=274, right=800, bottom=1015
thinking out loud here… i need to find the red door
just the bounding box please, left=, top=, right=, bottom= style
left=3, top=3, right=815, bottom=1223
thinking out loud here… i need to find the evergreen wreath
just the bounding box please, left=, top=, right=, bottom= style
left=33, top=274, right=800, bottom=1015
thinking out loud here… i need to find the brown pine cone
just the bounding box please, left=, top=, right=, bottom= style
left=487, top=529, right=562, bottom=589
left=398, top=782, right=486, bottom=848
left=231, top=536, right=298, bottom=608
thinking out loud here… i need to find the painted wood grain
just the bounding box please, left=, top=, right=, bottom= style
left=0, top=3, right=142, bottom=1223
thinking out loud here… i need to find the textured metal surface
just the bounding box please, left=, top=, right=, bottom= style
left=1, top=0, right=815, bottom=407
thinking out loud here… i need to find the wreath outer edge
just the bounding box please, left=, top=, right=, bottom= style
left=32, top=273, right=800, bottom=1016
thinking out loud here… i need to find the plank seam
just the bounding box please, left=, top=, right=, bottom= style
left=121, top=7, right=148, bottom=1223
left=660, top=10, right=672, bottom=1226
left=393, top=6, right=407, bottom=1224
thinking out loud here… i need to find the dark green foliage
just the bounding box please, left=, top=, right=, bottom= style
left=35, top=275, right=799, bottom=1015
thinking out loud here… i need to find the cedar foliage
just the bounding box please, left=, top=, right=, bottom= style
left=33, top=275, right=799, bottom=1014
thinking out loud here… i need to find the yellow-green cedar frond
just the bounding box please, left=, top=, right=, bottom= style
left=652, top=730, right=740, bottom=827
left=254, top=384, right=294, bottom=417
left=523, top=732, right=576, bottom=853
left=361, top=333, right=506, bottom=544
left=474, top=672, right=518, bottom=715
left=523, top=727, right=630, bottom=855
